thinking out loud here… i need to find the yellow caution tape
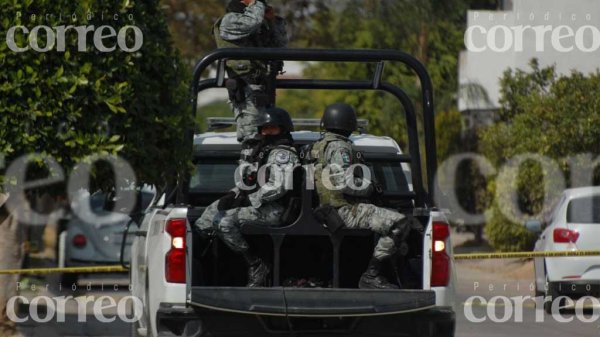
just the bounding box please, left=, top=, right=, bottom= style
left=2, top=250, right=600, bottom=275
left=0, top=265, right=127, bottom=275
left=455, top=250, right=600, bottom=260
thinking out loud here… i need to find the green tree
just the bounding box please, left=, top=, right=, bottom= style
left=481, top=60, right=600, bottom=251
left=0, top=0, right=192, bottom=331
left=165, top=0, right=496, bottom=150
left=196, top=100, right=231, bottom=132
left=272, top=0, right=480, bottom=163
left=284, top=0, right=475, bottom=111
left=435, top=109, right=463, bottom=162
left=161, top=0, right=225, bottom=65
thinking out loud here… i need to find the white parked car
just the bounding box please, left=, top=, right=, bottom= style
left=527, top=186, right=600, bottom=313
left=58, top=188, right=155, bottom=285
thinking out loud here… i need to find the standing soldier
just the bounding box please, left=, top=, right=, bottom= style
left=195, top=107, right=298, bottom=287
left=213, top=0, right=288, bottom=162
left=310, top=103, right=417, bottom=289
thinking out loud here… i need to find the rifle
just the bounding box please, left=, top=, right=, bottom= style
left=263, top=60, right=283, bottom=108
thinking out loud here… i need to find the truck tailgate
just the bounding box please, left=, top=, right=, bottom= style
left=189, top=287, right=435, bottom=317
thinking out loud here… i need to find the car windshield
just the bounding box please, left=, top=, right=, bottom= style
left=566, top=196, right=600, bottom=224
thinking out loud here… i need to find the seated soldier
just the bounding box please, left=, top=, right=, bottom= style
left=311, top=103, right=418, bottom=289
left=195, top=107, right=298, bottom=287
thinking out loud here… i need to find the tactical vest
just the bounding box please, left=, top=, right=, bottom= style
left=213, top=19, right=266, bottom=77
left=254, top=144, right=295, bottom=167
left=259, top=144, right=298, bottom=207
left=247, top=142, right=295, bottom=185
left=310, top=134, right=351, bottom=208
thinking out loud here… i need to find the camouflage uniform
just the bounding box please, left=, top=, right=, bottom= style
left=311, top=132, right=408, bottom=260
left=213, top=1, right=288, bottom=144
left=195, top=145, right=298, bottom=253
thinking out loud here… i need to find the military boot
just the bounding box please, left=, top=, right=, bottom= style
left=246, top=258, right=270, bottom=287
left=358, top=258, right=399, bottom=289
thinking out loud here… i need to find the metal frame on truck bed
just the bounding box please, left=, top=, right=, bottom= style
left=185, top=47, right=441, bottom=293
left=187, top=48, right=438, bottom=209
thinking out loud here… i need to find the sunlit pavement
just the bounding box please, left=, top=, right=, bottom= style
left=452, top=230, right=600, bottom=337
left=455, top=266, right=600, bottom=337
left=16, top=274, right=132, bottom=337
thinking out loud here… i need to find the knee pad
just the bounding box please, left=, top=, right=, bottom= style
left=373, top=237, right=397, bottom=260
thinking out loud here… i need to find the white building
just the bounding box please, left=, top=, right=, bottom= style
left=459, top=0, right=600, bottom=128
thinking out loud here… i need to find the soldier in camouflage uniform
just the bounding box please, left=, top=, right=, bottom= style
left=311, top=103, right=416, bottom=289
left=213, top=0, right=288, bottom=161
left=195, top=107, right=298, bottom=287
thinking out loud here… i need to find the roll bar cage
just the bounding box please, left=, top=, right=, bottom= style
left=189, top=48, right=437, bottom=207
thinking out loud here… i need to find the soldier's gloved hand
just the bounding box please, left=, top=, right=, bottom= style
left=407, top=215, right=424, bottom=233
left=373, top=182, right=384, bottom=195
left=231, top=190, right=251, bottom=208
left=217, top=191, right=237, bottom=211
left=197, top=227, right=216, bottom=239
left=218, top=189, right=251, bottom=211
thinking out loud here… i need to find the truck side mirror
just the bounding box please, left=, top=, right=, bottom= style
left=524, top=219, right=542, bottom=234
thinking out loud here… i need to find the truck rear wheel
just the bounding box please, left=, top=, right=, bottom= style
left=131, top=321, right=142, bottom=337
left=60, top=273, right=78, bottom=288
left=544, top=277, right=564, bottom=315
left=418, top=320, right=455, bottom=337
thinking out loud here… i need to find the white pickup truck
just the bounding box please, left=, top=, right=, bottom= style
left=128, top=48, right=456, bottom=337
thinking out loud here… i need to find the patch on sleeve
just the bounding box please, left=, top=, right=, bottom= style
left=340, top=149, right=352, bottom=164
left=275, top=150, right=290, bottom=164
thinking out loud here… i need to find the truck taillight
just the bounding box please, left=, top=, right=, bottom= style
left=553, top=228, right=579, bottom=243
left=165, top=218, right=187, bottom=284
left=431, top=221, right=450, bottom=287
left=73, top=234, right=87, bottom=248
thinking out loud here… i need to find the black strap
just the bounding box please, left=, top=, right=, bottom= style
left=299, top=144, right=315, bottom=164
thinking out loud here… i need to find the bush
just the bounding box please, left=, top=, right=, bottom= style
left=0, top=0, right=193, bottom=190
left=484, top=204, right=536, bottom=252
left=480, top=60, right=600, bottom=251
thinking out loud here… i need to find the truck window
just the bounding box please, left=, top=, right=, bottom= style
left=368, top=160, right=410, bottom=193
left=189, top=160, right=238, bottom=193
left=187, top=158, right=411, bottom=208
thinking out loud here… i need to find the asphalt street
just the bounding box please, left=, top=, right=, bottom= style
left=16, top=275, right=133, bottom=337
left=454, top=263, right=600, bottom=337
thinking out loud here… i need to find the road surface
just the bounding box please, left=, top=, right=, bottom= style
left=455, top=258, right=600, bottom=337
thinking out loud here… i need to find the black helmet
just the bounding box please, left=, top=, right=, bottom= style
left=226, top=0, right=246, bottom=13
left=321, top=103, right=357, bottom=135
left=257, top=107, right=294, bottom=133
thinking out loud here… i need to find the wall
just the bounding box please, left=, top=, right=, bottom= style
left=459, top=0, right=600, bottom=111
